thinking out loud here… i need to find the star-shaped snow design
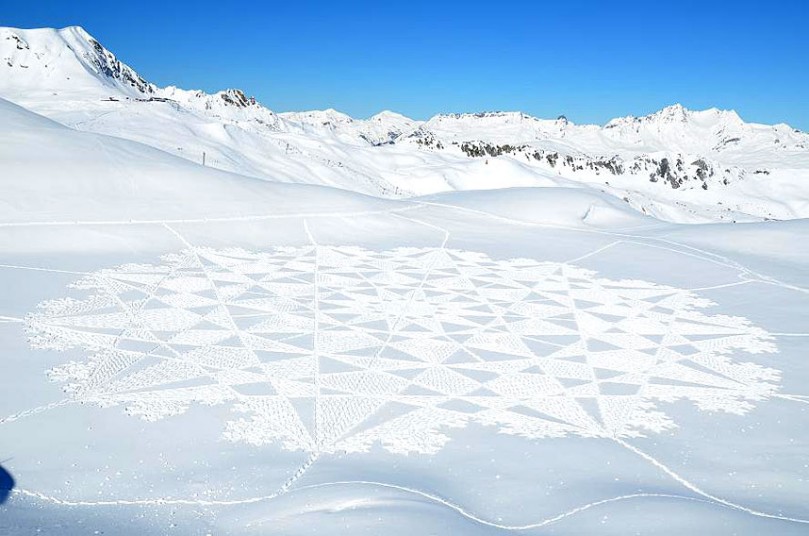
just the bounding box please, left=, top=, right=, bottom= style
left=28, top=246, right=779, bottom=454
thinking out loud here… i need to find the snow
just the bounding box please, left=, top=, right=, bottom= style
left=1, top=25, right=808, bottom=536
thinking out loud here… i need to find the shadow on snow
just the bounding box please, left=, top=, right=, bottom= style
left=0, top=463, right=14, bottom=504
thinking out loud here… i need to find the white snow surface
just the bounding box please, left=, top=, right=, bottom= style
left=1, top=26, right=809, bottom=536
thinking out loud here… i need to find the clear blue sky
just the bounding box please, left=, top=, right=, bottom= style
left=3, top=0, right=808, bottom=128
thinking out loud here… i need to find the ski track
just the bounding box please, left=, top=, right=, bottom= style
left=612, top=436, right=809, bottom=525
left=773, top=394, right=809, bottom=406
left=0, top=204, right=422, bottom=228
left=0, top=263, right=92, bottom=276
left=770, top=333, right=809, bottom=337
left=0, top=398, right=75, bottom=425
left=11, top=479, right=807, bottom=531
left=0, top=199, right=802, bottom=299
left=303, top=219, right=323, bottom=451
left=416, top=200, right=807, bottom=296
left=563, top=240, right=623, bottom=264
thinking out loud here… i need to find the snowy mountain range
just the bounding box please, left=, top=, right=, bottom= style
left=2, top=25, right=808, bottom=223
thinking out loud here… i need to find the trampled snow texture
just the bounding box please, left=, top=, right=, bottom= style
left=28, top=246, right=778, bottom=455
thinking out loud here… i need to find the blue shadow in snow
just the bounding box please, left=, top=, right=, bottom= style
left=0, top=464, right=14, bottom=504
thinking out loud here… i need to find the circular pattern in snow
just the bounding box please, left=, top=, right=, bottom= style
left=28, top=246, right=778, bottom=454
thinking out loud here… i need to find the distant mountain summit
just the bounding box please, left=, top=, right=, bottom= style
left=1, top=26, right=155, bottom=97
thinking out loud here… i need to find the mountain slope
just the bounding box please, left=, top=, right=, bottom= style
left=0, top=96, right=390, bottom=224
left=0, top=26, right=154, bottom=99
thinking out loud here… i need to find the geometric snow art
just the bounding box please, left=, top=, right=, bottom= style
left=27, top=246, right=779, bottom=455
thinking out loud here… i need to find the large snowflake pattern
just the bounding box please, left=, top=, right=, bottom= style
left=28, top=246, right=778, bottom=454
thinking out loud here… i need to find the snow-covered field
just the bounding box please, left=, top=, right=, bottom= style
left=1, top=26, right=808, bottom=536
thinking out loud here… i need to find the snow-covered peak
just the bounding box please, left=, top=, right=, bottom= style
left=651, top=102, right=689, bottom=122
left=368, top=110, right=410, bottom=121
left=428, top=111, right=555, bottom=127
left=420, top=111, right=569, bottom=145
left=60, top=25, right=97, bottom=44
left=280, top=108, right=355, bottom=127
left=596, top=103, right=807, bottom=158
left=0, top=26, right=155, bottom=99
left=0, top=25, right=292, bottom=131
left=277, top=108, right=421, bottom=146
left=161, top=86, right=270, bottom=116
left=690, top=106, right=743, bottom=124
left=605, top=104, right=744, bottom=130
left=363, top=110, right=421, bottom=144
